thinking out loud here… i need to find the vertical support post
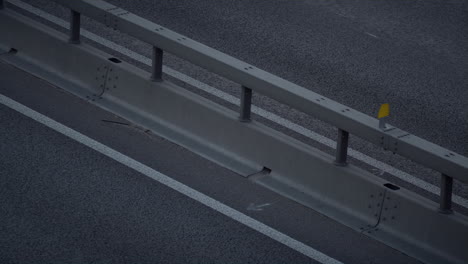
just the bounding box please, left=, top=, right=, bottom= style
left=379, top=118, right=386, bottom=130
left=1, top=0, right=5, bottom=9
left=439, top=174, right=453, bottom=214
left=151, top=46, right=163, bottom=81
left=69, top=10, right=81, bottom=44
left=334, top=129, right=349, bottom=166
left=239, top=86, right=252, bottom=122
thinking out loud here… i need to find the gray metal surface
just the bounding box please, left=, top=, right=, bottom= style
left=0, top=60, right=427, bottom=264
left=45, top=0, right=468, bottom=183
left=10, top=0, right=466, bottom=213
left=0, top=59, right=428, bottom=264
left=1, top=9, right=466, bottom=263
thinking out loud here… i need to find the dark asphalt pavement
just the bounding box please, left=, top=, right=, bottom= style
left=0, top=61, right=422, bottom=263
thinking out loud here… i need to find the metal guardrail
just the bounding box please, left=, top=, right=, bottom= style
left=3, top=0, right=467, bottom=213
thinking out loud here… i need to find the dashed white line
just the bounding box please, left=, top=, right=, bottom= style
left=8, top=0, right=468, bottom=209
left=0, top=93, right=344, bottom=264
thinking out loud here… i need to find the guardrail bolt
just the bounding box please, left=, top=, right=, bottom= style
left=150, top=46, right=163, bottom=81
left=438, top=173, right=453, bottom=214
left=69, top=10, right=81, bottom=44
left=239, top=86, right=252, bottom=122
left=334, top=129, right=349, bottom=166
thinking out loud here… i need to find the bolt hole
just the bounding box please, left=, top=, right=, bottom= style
left=9, top=48, right=18, bottom=54
left=108, top=57, right=121, bottom=63
left=384, top=183, right=400, bottom=190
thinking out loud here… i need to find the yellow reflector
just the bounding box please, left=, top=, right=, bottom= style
left=378, top=103, right=390, bottom=119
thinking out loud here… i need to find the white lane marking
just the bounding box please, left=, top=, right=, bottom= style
left=9, top=0, right=468, bottom=209
left=365, top=32, right=379, bottom=39
left=0, top=94, right=343, bottom=264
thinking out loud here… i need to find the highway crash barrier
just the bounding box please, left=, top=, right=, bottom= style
left=1, top=1, right=467, bottom=263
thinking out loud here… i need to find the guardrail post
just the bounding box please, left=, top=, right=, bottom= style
left=69, top=10, right=81, bottom=44
left=151, top=46, right=163, bottom=81
left=239, top=86, right=252, bottom=122
left=439, top=174, right=453, bottom=214
left=334, top=129, right=349, bottom=166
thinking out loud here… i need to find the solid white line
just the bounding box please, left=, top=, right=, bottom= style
left=9, top=0, right=468, bottom=209
left=0, top=93, right=343, bottom=264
